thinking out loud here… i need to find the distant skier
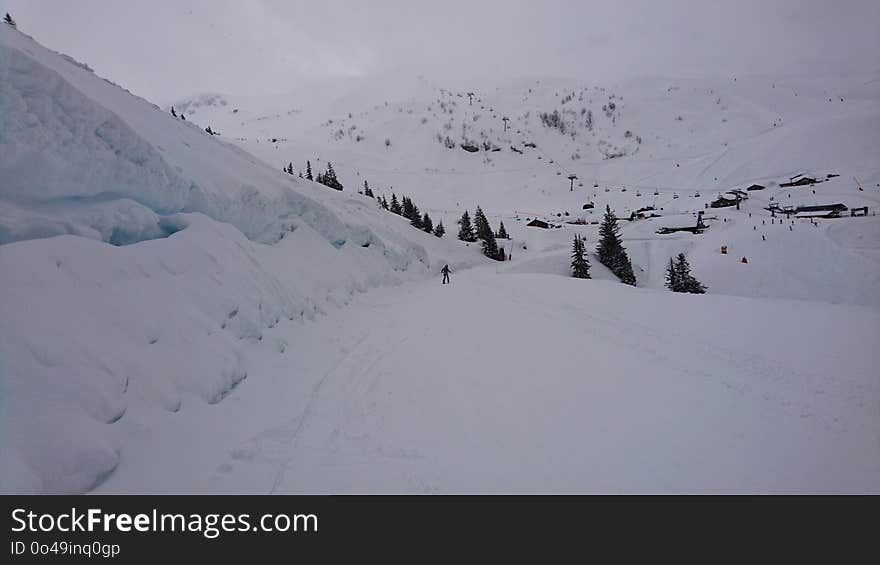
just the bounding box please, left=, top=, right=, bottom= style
left=441, top=264, right=451, bottom=285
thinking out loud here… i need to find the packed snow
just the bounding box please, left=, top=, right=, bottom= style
left=1, top=24, right=878, bottom=493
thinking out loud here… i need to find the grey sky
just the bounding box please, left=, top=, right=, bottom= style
left=4, top=0, right=878, bottom=105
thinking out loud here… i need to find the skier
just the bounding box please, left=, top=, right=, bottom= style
left=441, top=264, right=451, bottom=285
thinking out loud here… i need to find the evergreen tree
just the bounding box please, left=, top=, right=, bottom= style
left=287, top=162, right=294, bottom=175
left=571, top=235, right=591, bottom=279
left=180, top=113, right=186, bottom=121
left=597, top=205, right=622, bottom=266
left=665, top=257, right=680, bottom=291
left=473, top=206, right=492, bottom=242
left=305, top=160, right=313, bottom=181
left=205, top=126, right=213, bottom=135
left=457, top=210, right=476, bottom=242
left=380, top=195, right=389, bottom=210
left=597, top=205, right=636, bottom=286
left=497, top=221, right=509, bottom=240
left=401, top=197, right=414, bottom=220
left=433, top=220, right=445, bottom=238
left=495, top=245, right=507, bottom=261
left=669, top=253, right=706, bottom=294
left=322, top=162, right=343, bottom=190
left=390, top=194, right=402, bottom=215
left=3, top=13, right=16, bottom=27
left=614, top=251, right=636, bottom=286
left=410, top=204, right=423, bottom=229
left=363, top=180, right=373, bottom=198
left=477, top=214, right=499, bottom=259
left=171, top=107, right=177, bottom=118
left=421, top=212, right=433, bottom=233
left=481, top=231, right=499, bottom=259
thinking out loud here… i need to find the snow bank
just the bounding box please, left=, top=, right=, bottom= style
left=0, top=26, right=480, bottom=493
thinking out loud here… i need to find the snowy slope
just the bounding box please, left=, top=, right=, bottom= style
left=94, top=266, right=880, bottom=494
left=178, top=69, right=880, bottom=305
left=2, top=23, right=878, bottom=495
left=0, top=26, right=479, bottom=493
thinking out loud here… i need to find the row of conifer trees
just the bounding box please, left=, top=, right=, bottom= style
left=377, top=192, right=445, bottom=237
left=456, top=207, right=508, bottom=261
left=283, top=160, right=343, bottom=190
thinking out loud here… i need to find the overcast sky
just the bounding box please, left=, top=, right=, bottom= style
left=5, top=0, right=879, bottom=105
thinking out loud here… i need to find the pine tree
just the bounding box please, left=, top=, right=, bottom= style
left=390, top=194, right=402, bottom=215
left=615, top=253, right=636, bottom=286
left=495, top=245, right=507, bottom=261
left=322, top=162, right=343, bottom=190
left=410, top=204, right=423, bottom=229
left=3, top=13, right=16, bottom=27
left=380, top=195, right=389, bottom=210
left=597, top=205, right=622, bottom=266
left=597, top=205, right=636, bottom=286
left=457, top=210, right=476, bottom=242
left=481, top=231, right=499, bottom=259
left=180, top=113, right=186, bottom=121
left=421, top=212, right=433, bottom=233
left=206, top=126, right=213, bottom=135
left=665, top=257, right=680, bottom=291
left=473, top=206, right=492, bottom=242
left=171, top=107, right=177, bottom=118
left=670, top=253, right=706, bottom=294
left=497, top=221, right=509, bottom=240
left=433, top=220, right=445, bottom=238
left=287, top=162, right=294, bottom=175
left=363, top=180, right=373, bottom=198
left=401, top=197, right=414, bottom=220
left=305, top=160, right=313, bottom=181
left=476, top=211, right=499, bottom=258
left=571, top=235, right=591, bottom=279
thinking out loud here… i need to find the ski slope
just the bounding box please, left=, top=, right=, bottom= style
left=95, top=265, right=880, bottom=493
left=178, top=65, right=880, bottom=305
left=1, top=24, right=878, bottom=493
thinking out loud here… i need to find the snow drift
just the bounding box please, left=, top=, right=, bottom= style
left=0, top=26, right=478, bottom=493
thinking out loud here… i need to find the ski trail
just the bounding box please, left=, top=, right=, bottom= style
left=265, top=331, right=371, bottom=493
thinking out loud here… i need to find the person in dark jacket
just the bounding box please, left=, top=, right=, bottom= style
left=441, top=264, right=451, bottom=284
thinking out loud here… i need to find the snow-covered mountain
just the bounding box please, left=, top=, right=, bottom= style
left=1, top=23, right=878, bottom=494
left=176, top=68, right=880, bottom=305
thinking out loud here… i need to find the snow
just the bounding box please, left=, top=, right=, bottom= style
left=93, top=267, right=880, bottom=494
left=0, top=27, right=479, bottom=493
left=1, top=24, right=878, bottom=493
